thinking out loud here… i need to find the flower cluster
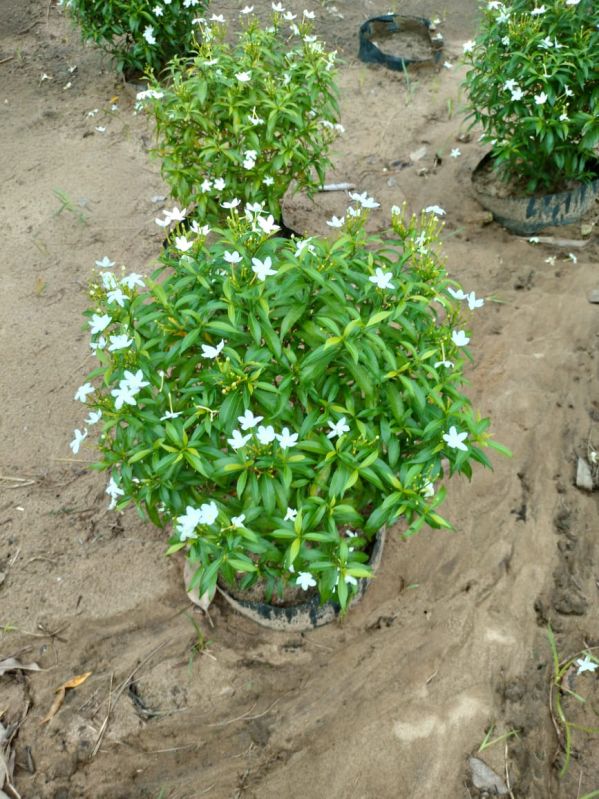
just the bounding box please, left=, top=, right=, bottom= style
left=59, top=0, right=208, bottom=74
left=463, top=0, right=599, bottom=191
left=137, top=9, right=341, bottom=223
left=73, top=201, right=503, bottom=609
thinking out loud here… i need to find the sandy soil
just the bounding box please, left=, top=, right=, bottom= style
left=1, top=1, right=599, bottom=797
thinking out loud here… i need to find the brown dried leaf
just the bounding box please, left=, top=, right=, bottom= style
left=40, top=671, right=92, bottom=725
left=0, top=657, right=42, bottom=677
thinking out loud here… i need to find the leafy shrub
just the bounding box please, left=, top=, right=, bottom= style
left=59, top=0, right=208, bottom=74
left=137, top=9, right=341, bottom=224
left=463, top=0, right=599, bottom=192
left=72, top=201, right=503, bottom=610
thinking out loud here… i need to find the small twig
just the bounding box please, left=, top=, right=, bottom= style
left=302, top=635, right=333, bottom=652
left=207, top=699, right=279, bottom=728
left=8, top=548, right=21, bottom=568
left=91, top=639, right=171, bottom=758
left=18, top=21, right=40, bottom=35
left=425, top=668, right=439, bottom=685
left=5, top=481, right=36, bottom=489
left=145, top=742, right=203, bottom=754
left=320, top=182, right=355, bottom=192
left=0, top=56, right=15, bottom=65
left=0, top=476, right=35, bottom=483
left=504, top=741, right=516, bottom=799
left=26, top=557, right=58, bottom=566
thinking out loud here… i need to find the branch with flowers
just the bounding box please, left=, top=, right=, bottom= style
left=137, top=8, right=342, bottom=224
left=462, top=0, right=599, bottom=193
left=59, top=0, right=208, bottom=75
left=72, top=200, right=506, bottom=610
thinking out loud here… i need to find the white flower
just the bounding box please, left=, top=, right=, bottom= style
left=277, top=427, right=299, bottom=449
left=296, top=572, right=317, bottom=590
left=175, top=235, right=193, bottom=253
left=122, top=369, right=149, bottom=393
left=143, top=25, right=157, bottom=45
left=545, top=256, right=557, bottom=266
left=201, top=339, right=225, bottom=359
left=160, top=410, right=182, bottom=420
left=248, top=111, right=265, bottom=125
left=251, top=256, right=277, bottom=282
left=511, top=87, right=524, bottom=101
left=224, top=250, right=243, bottom=264
left=434, top=359, right=454, bottom=369
left=568, top=252, right=577, bottom=263
left=424, top=205, right=446, bottom=216
left=85, top=410, right=102, bottom=425
left=263, top=176, right=274, bottom=186
left=190, top=221, right=210, bottom=236
left=238, top=409, right=264, bottom=430
left=566, top=0, right=580, bottom=4
left=69, top=428, right=88, bottom=454
left=303, top=9, right=315, bottom=18
left=95, top=126, right=106, bottom=133
left=285, top=507, right=298, bottom=521
left=369, top=268, right=395, bottom=290
left=246, top=201, right=264, bottom=215
left=106, top=475, right=124, bottom=509
left=443, top=61, right=453, bottom=69
left=530, top=5, right=546, bottom=14
left=111, top=384, right=138, bottom=410
left=295, top=238, right=315, bottom=257
left=236, top=71, right=251, bottom=83
left=209, top=12, right=224, bottom=21
left=120, top=273, right=145, bottom=290
left=559, top=112, right=569, bottom=121
left=452, top=330, right=470, bottom=347
left=349, top=191, right=380, bottom=209
left=534, top=92, right=548, bottom=105
left=327, top=417, right=350, bottom=439
left=231, top=514, right=246, bottom=528
left=95, top=256, right=115, bottom=269
left=108, top=334, right=133, bottom=352
left=90, top=336, right=106, bottom=352
left=221, top=198, right=241, bottom=209
left=466, top=291, right=484, bottom=310
left=450, top=148, right=461, bottom=159
left=564, top=85, right=574, bottom=97
left=539, top=36, right=553, bottom=49
left=448, top=287, right=466, bottom=300
left=243, top=149, right=257, bottom=169
left=185, top=0, right=201, bottom=6
left=283, top=11, right=296, bottom=20
left=168, top=206, right=187, bottom=222
left=240, top=5, right=254, bottom=14
left=272, top=2, right=285, bottom=10
left=101, top=272, right=117, bottom=290
left=462, top=40, right=475, bottom=53
left=257, top=215, right=280, bottom=235
left=501, top=35, right=510, bottom=45
left=443, top=425, right=469, bottom=451
left=107, top=288, right=128, bottom=307
left=326, top=215, right=345, bottom=228
left=136, top=88, right=163, bottom=103
left=212, top=177, right=226, bottom=192
left=74, top=382, right=94, bottom=402
left=153, top=5, right=163, bottom=16
left=200, top=178, right=212, bottom=193
left=528, top=236, right=540, bottom=244
left=346, top=206, right=361, bottom=218
left=228, top=429, right=252, bottom=450
left=576, top=655, right=598, bottom=674
left=422, top=480, right=435, bottom=498
left=177, top=502, right=219, bottom=540
left=256, top=425, right=276, bottom=445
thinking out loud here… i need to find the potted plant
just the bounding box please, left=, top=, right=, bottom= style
left=462, top=0, right=599, bottom=234
left=136, top=8, right=342, bottom=228
left=71, top=201, right=505, bottom=629
left=58, top=0, right=209, bottom=76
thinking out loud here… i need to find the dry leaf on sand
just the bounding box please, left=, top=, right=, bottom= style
left=0, top=657, right=42, bottom=677
left=40, top=671, right=92, bottom=725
